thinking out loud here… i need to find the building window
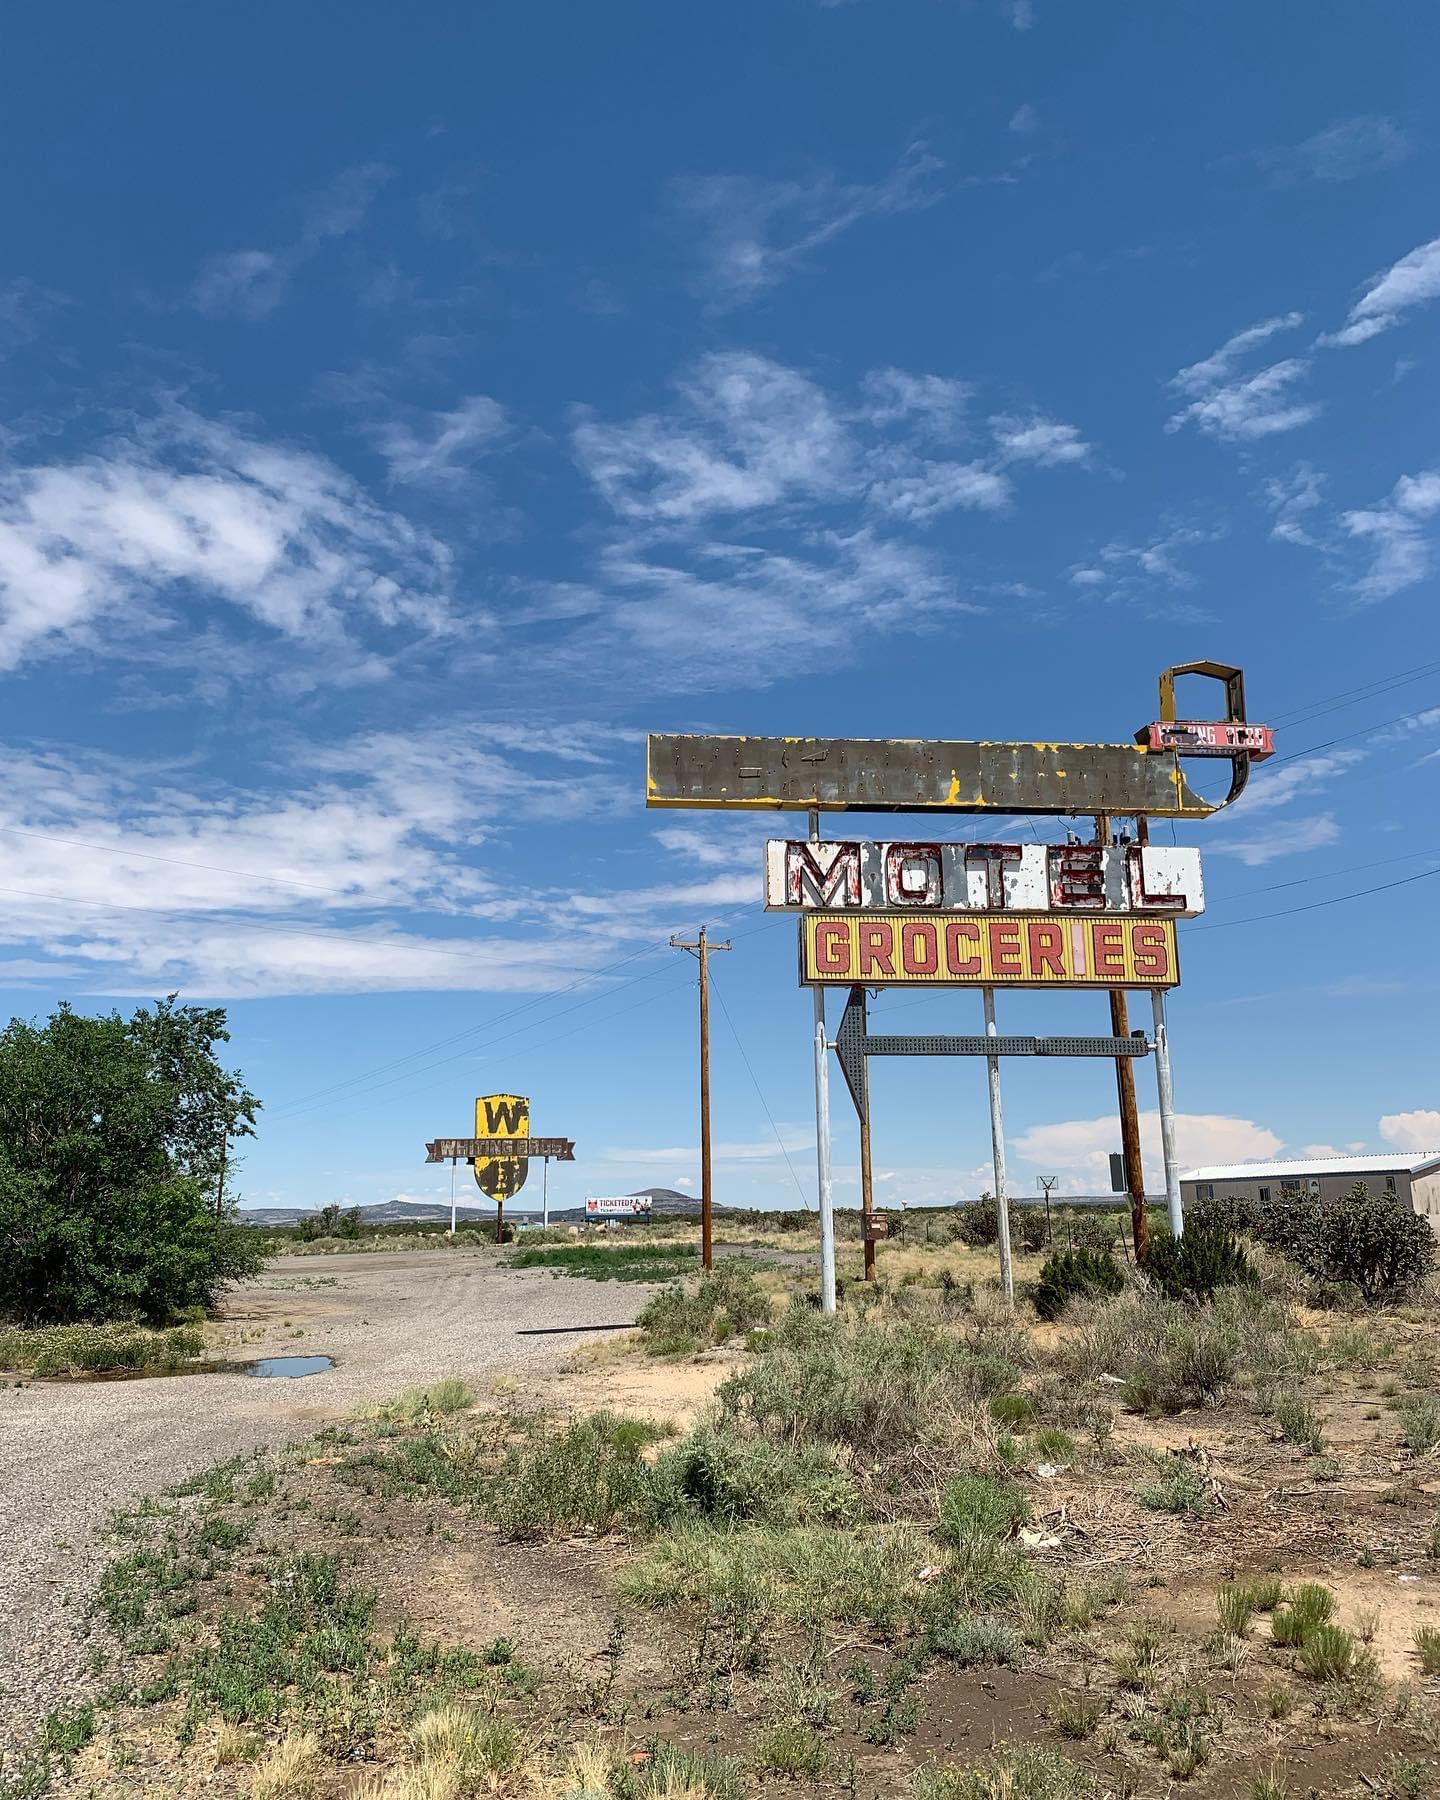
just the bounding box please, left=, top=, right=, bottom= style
left=1259, top=1187, right=1271, bottom=1204
left=1385, top=1174, right=1398, bottom=1196
left=1196, top=1183, right=1214, bottom=1202
left=1281, top=1180, right=1303, bottom=1200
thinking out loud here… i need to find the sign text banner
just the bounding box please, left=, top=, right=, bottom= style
left=800, top=913, right=1179, bottom=989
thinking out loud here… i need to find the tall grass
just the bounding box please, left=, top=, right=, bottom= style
left=0, top=1321, right=205, bottom=1377
left=915, top=1744, right=1098, bottom=1800
left=636, top=1263, right=771, bottom=1354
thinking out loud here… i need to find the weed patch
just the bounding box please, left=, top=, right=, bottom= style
left=508, top=1243, right=699, bottom=1284
left=637, top=1262, right=771, bottom=1354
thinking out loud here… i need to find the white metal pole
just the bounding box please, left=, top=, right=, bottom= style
left=983, top=986, right=1015, bottom=1306
left=808, top=808, right=838, bottom=1314
left=449, top=1160, right=456, bottom=1238
left=543, top=1157, right=550, bottom=1229
left=1151, top=988, right=1183, bottom=1237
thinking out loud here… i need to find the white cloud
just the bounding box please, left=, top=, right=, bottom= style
left=1222, top=751, right=1365, bottom=818
left=670, top=144, right=943, bottom=308
left=990, top=413, right=1090, bottom=466
left=1341, top=469, right=1440, bottom=600
left=1380, top=1111, right=1440, bottom=1152
left=372, top=395, right=509, bottom=487
left=1326, top=234, right=1440, bottom=347
left=1008, top=104, right=1039, bottom=135
left=1167, top=358, right=1320, bottom=442
left=1169, top=313, right=1304, bottom=399
left=1208, top=812, right=1342, bottom=866
left=1006, top=0, right=1034, bottom=27
left=1013, top=1111, right=1283, bottom=1191
left=859, top=368, right=971, bottom=437
left=190, top=163, right=392, bottom=319
left=868, top=460, right=1012, bottom=522
left=1257, top=115, right=1411, bottom=186
left=573, top=351, right=855, bottom=523
left=0, top=406, right=453, bottom=673
left=1263, top=463, right=1326, bottom=545
left=1065, top=523, right=1216, bottom=614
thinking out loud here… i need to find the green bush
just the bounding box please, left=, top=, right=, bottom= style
left=915, top=1744, right=1098, bottom=1800
left=1033, top=1249, right=1125, bottom=1321
left=636, top=1261, right=770, bottom=1354
left=1014, top=1210, right=1050, bottom=1254
left=1257, top=1182, right=1434, bottom=1302
left=0, top=1000, right=263, bottom=1325
left=648, top=1424, right=858, bottom=1526
left=1141, top=1228, right=1257, bottom=1302
left=488, top=1412, right=664, bottom=1539
left=0, top=1320, right=205, bottom=1377
left=956, top=1195, right=1000, bottom=1246
left=719, top=1307, right=1015, bottom=1458
left=938, top=1475, right=1031, bottom=1544
left=1186, top=1192, right=1256, bottom=1237
left=1058, top=1211, right=1119, bottom=1254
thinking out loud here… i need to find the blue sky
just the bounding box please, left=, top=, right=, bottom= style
left=1, top=1, right=1437, bottom=1213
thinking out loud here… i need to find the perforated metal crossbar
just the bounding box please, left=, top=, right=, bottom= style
left=861, top=1034, right=1149, bottom=1058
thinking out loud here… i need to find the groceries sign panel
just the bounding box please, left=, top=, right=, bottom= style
left=766, top=841, right=1203, bottom=918
left=800, top=913, right=1179, bottom=989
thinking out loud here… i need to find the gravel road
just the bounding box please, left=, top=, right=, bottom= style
left=0, top=1250, right=648, bottom=1748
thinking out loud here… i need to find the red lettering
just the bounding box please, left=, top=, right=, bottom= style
left=858, top=921, right=896, bottom=978
left=965, top=843, right=1024, bottom=908
left=945, top=919, right=981, bottom=976
left=885, top=843, right=942, bottom=907
left=1027, top=920, right=1066, bottom=977
left=1049, top=844, right=1107, bottom=908
left=988, top=918, right=1023, bottom=975
left=786, top=841, right=863, bottom=907
left=1092, top=921, right=1125, bottom=979
left=1127, top=845, right=1185, bottom=912
left=900, top=919, right=939, bottom=975
left=1131, top=922, right=1172, bottom=980
left=814, top=920, right=851, bottom=976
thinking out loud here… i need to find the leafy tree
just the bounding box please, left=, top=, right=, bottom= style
left=0, top=999, right=265, bottom=1324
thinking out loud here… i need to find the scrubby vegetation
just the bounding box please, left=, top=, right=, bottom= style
left=635, top=1260, right=771, bottom=1353
left=508, top=1241, right=700, bottom=1283
left=1140, top=1226, right=1257, bottom=1302
left=0, top=1320, right=206, bottom=1378
left=1032, top=1247, right=1125, bottom=1320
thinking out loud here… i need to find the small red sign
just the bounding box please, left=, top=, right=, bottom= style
left=1140, top=721, right=1274, bottom=760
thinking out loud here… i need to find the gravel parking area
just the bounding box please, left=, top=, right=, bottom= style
left=0, top=1250, right=648, bottom=1748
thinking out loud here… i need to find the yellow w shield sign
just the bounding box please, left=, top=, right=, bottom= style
left=472, top=1094, right=529, bottom=1201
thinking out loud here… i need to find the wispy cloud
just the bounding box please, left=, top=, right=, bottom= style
left=1263, top=463, right=1326, bottom=545
left=1012, top=1111, right=1282, bottom=1190
left=1167, top=316, right=1318, bottom=441
left=1324, top=234, right=1440, bottom=347
left=859, top=368, right=971, bottom=437
left=1066, top=523, right=1217, bottom=615
left=670, top=144, right=943, bottom=309
left=1341, top=469, right=1440, bottom=600
left=1209, top=813, right=1342, bottom=866
left=0, top=405, right=452, bottom=675
left=1253, top=115, right=1412, bottom=186
left=990, top=413, right=1090, bottom=466
left=190, top=163, right=392, bottom=319
left=371, top=395, right=510, bottom=487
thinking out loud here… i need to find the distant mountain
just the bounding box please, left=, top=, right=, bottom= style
left=240, top=1188, right=722, bottom=1230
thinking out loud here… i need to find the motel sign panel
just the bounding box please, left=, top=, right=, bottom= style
left=766, top=840, right=1203, bottom=918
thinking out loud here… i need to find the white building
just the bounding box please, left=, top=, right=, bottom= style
left=1180, top=1152, right=1440, bottom=1224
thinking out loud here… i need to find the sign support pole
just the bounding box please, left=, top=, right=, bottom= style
left=542, top=1156, right=550, bottom=1230
left=859, top=1048, right=876, bottom=1282
left=449, top=1161, right=456, bottom=1239
left=1151, top=988, right=1183, bottom=1237
left=1095, top=817, right=1149, bottom=1259
left=983, top=986, right=1015, bottom=1306
left=808, top=810, right=838, bottom=1314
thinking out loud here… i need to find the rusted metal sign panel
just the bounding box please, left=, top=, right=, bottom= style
left=1139, top=721, right=1274, bottom=759
left=473, top=1094, right=530, bottom=1200
left=765, top=841, right=1203, bottom=916
left=426, top=1136, right=576, bottom=1163
left=800, top=913, right=1179, bottom=988
left=861, top=1211, right=891, bottom=1243
left=648, top=734, right=1220, bottom=818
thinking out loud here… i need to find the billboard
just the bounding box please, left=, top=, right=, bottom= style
left=586, top=1196, right=653, bottom=1218
left=765, top=841, right=1202, bottom=917
left=799, top=913, right=1179, bottom=989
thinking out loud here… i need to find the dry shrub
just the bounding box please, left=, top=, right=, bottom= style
left=250, top=1733, right=322, bottom=1800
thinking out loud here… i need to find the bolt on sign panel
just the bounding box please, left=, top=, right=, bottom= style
left=765, top=840, right=1204, bottom=916
left=647, top=734, right=1221, bottom=819
left=473, top=1094, right=530, bottom=1201
left=799, top=913, right=1179, bottom=989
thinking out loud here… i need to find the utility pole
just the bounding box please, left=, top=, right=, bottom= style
left=671, top=926, right=731, bottom=1269
left=1037, top=1175, right=1059, bottom=1246
left=983, top=986, right=1015, bottom=1306
left=1095, top=816, right=1148, bottom=1259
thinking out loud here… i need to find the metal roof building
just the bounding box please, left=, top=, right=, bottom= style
left=1180, top=1151, right=1440, bottom=1225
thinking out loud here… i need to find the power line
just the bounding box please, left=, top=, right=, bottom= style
left=1189, top=864, right=1440, bottom=932
left=1210, top=843, right=1440, bottom=905
left=709, top=969, right=813, bottom=1212
left=1268, top=661, right=1440, bottom=728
